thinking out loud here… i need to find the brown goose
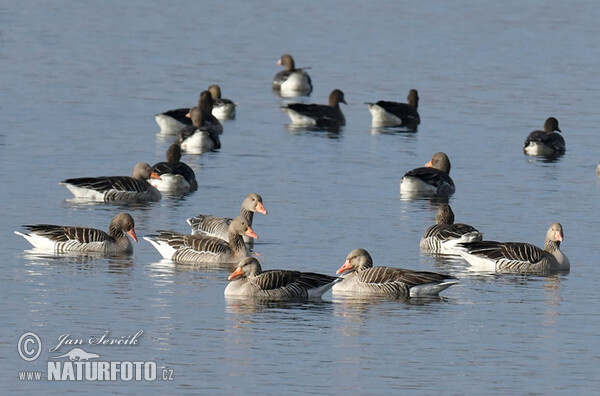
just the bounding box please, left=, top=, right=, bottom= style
left=225, top=257, right=340, bottom=300
left=457, top=222, right=569, bottom=273
left=144, top=216, right=257, bottom=264
left=175, top=106, right=221, bottom=154
left=208, top=84, right=236, bottom=120
left=523, top=117, right=565, bottom=156
left=272, top=54, right=313, bottom=96
left=333, top=248, right=458, bottom=297
left=14, top=213, right=137, bottom=254
left=420, top=204, right=483, bottom=253
left=400, top=152, right=455, bottom=196
left=60, top=162, right=162, bottom=202
left=150, top=144, right=198, bottom=192
left=367, top=89, right=420, bottom=130
left=281, top=89, right=346, bottom=128
left=187, top=193, right=267, bottom=243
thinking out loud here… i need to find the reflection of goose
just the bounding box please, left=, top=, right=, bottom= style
left=333, top=249, right=458, bottom=297
left=208, top=84, right=236, bottom=120
left=420, top=204, right=483, bottom=253
left=523, top=117, right=565, bottom=156
left=150, top=144, right=198, bottom=192
left=144, top=216, right=257, bottom=264
left=400, top=152, right=455, bottom=196
left=15, top=213, right=137, bottom=254
left=60, top=162, right=162, bottom=202
left=225, top=257, right=340, bottom=300
left=457, top=222, right=569, bottom=273
left=272, top=54, right=313, bottom=96
left=366, top=89, right=420, bottom=130
left=282, top=89, right=346, bottom=128
left=187, top=193, right=267, bottom=244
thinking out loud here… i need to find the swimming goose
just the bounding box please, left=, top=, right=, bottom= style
left=281, top=89, right=346, bottom=128
left=175, top=106, right=221, bottom=154
left=208, top=84, right=236, bottom=120
left=150, top=144, right=198, bottom=192
left=367, top=89, right=420, bottom=130
left=14, top=213, right=137, bottom=254
left=456, top=222, right=569, bottom=273
left=199, top=90, right=223, bottom=135
left=225, top=257, right=340, bottom=300
left=187, top=193, right=267, bottom=243
left=420, top=204, right=483, bottom=253
left=400, top=152, right=455, bottom=195
left=523, top=117, right=565, bottom=156
left=144, top=216, right=257, bottom=264
left=272, top=54, right=313, bottom=96
left=333, top=248, right=458, bottom=297
left=155, top=108, right=192, bottom=133
left=60, top=162, right=162, bottom=202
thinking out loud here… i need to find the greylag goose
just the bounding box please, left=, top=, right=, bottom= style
left=281, top=89, right=346, bottom=128
left=14, top=213, right=137, bottom=254
left=272, top=54, right=313, bottom=96
left=333, top=248, right=458, bottom=297
left=175, top=106, right=221, bottom=154
left=187, top=193, right=267, bottom=244
left=150, top=144, right=198, bottom=192
left=208, top=84, right=236, bottom=120
left=420, top=204, right=483, bottom=254
left=225, top=257, right=340, bottom=300
left=400, top=152, right=455, bottom=196
left=367, top=89, right=420, bottom=130
left=154, top=90, right=224, bottom=134
left=155, top=108, right=192, bottom=134
left=523, top=117, right=565, bottom=156
left=198, top=90, right=223, bottom=135
left=456, top=222, right=569, bottom=273
left=60, top=162, right=162, bottom=202
left=144, top=216, right=257, bottom=264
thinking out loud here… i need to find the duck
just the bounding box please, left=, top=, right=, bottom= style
left=150, top=144, right=198, bottom=192
left=272, top=54, right=313, bottom=96
left=60, top=162, right=162, bottom=202
left=400, top=152, right=455, bottom=196
left=208, top=84, right=236, bottom=120
left=456, top=222, right=569, bottom=273
left=281, top=89, right=346, bottom=128
left=14, top=213, right=137, bottom=254
left=366, top=89, right=420, bottom=130
left=175, top=106, right=221, bottom=154
left=523, top=117, right=565, bottom=156
left=144, top=216, right=257, bottom=264
left=225, top=257, right=340, bottom=300
left=187, top=193, right=267, bottom=244
left=333, top=248, right=458, bottom=297
left=420, top=204, right=483, bottom=254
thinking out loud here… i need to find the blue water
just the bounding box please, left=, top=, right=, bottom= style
left=1, top=1, right=600, bottom=394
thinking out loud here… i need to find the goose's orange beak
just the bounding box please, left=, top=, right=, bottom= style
left=150, top=171, right=162, bottom=180
left=255, top=202, right=267, bottom=215
left=245, top=227, right=258, bottom=239
left=425, top=160, right=433, bottom=168
left=336, top=260, right=353, bottom=274
left=228, top=268, right=243, bottom=281
left=127, top=229, right=138, bottom=242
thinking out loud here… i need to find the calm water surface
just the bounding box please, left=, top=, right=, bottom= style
left=1, top=1, right=599, bottom=394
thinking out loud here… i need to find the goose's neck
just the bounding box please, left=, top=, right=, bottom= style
left=240, top=208, right=254, bottom=225
left=109, top=225, right=124, bottom=240
left=545, top=240, right=560, bottom=254
left=228, top=232, right=249, bottom=257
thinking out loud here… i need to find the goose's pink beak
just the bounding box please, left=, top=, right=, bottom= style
left=127, top=229, right=138, bottom=243
left=255, top=202, right=267, bottom=215
left=245, top=227, right=258, bottom=239
left=336, top=260, right=353, bottom=274
left=228, top=268, right=243, bottom=281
